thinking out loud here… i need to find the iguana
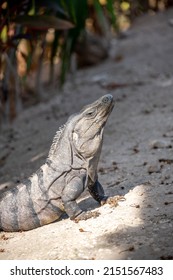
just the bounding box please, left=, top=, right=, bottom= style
left=0, top=94, right=121, bottom=232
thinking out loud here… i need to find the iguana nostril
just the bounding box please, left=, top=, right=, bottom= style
left=102, top=94, right=113, bottom=104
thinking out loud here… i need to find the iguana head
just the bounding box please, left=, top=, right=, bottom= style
left=48, top=94, right=114, bottom=179
left=72, top=94, right=114, bottom=159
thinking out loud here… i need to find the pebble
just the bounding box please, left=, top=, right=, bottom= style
left=149, top=139, right=172, bottom=149
left=148, top=164, right=160, bottom=174
left=163, top=131, right=173, bottom=138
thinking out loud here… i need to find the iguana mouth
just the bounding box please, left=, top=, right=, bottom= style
left=96, top=94, right=114, bottom=124
left=101, top=94, right=115, bottom=113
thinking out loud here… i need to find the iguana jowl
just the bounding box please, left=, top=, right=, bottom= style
left=0, top=94, right=116, bottom=231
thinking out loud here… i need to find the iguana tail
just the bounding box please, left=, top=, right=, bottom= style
left=0, top=165, right=63, bottom=232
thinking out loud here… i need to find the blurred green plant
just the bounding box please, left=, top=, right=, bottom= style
left=0, top=0, right=76, bottom=121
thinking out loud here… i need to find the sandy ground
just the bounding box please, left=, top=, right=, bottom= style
left=0, top=9, right=173, bottom=260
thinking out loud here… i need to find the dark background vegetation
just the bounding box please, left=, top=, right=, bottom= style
left=0, top=0, right=173, bottom=123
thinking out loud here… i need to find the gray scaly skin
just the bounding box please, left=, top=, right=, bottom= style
left=0, top=94, right=117, bottom=232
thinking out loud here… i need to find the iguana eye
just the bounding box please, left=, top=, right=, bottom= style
left=85, top=109, right=96, bottom=117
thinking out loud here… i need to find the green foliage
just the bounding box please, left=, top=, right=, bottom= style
left=106, top=0, right=117, bottom=30
left=59, top=0, right=88, bottom=84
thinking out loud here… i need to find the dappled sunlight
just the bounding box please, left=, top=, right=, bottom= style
left=96, top=180, right=173, bottom=259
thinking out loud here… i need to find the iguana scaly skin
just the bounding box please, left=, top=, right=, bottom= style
left=0, top=94, right=117, bottom=232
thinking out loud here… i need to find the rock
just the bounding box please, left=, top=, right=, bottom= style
left=149, top=139, right=172, bottom=149
left=163, top=131, right=173, bottom=138
left=148, top=164, right=160, bottom=174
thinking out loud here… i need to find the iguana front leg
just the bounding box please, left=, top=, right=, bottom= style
left=88, top=179, right=108, bottom=204
left=62, top=176, right=99, bottom=221
left=88, top=179, right=125, bottom=207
